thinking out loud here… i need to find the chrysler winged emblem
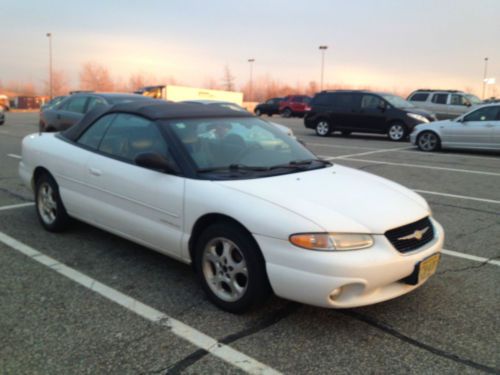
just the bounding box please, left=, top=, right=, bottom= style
left=398, top=227, right=429, bottom=241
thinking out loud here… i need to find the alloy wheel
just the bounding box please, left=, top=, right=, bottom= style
left=388, top=124, right=405, bottom=141
left=202, top=237, right=248, bottom=302
left=316, top=121, right=330, bottom=136
left=37, top=182, right=58, bottom=225
left=418, top=132, right=439, bottom=151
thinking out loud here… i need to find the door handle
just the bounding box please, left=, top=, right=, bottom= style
left=89, top=167, right=102, bottom=176
left=56, top=114, right=61, bottom=119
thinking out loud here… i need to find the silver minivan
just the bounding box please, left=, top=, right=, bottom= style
left=407, top=90, right=482, bottom=120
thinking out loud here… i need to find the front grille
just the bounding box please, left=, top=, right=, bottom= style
left=385, top=217, right=434, bottom=253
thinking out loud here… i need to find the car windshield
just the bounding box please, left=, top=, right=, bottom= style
left=381, top=94, right=414, bottom=108
left=465, top=94, right=481, bottom=105
left=165, top=117, right=329, bottom=179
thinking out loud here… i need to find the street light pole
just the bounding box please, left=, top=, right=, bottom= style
left=319, top=45, right=328, bottom=91
left=46, top=33, right=53, bottom=100
left=482, top=57, right=489, bottom=100
left=248, top=58, right=255, bottom=101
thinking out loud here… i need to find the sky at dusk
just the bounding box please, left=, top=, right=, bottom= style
left=1, top=0, right=499, bottom=96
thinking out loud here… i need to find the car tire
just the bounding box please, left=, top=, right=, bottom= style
left=194, top=222, right=271, bottom=313
left=255, top=109, right=262, bottom=116
left=387, top=123, right=407, bottom=141
left=417, top=131, right=441, bottom=152
left=315, top=119, right=331, bottom=137
left=281, top=108, right=292, bottom=118
left=35, top=173, right=71, bottom=232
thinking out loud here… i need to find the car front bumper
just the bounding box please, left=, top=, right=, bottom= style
left=255, top=218, right=444, bottom=308
left=409, top=131, right=418, bottom=145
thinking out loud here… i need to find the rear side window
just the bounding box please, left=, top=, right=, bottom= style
left=409, top=93, right=429, bottom=102
left=331, top=93, right=354, bottom=109
left=464, top=106, right=499, bottom=122
left=77, top=114, right=115, bottom=150
left=98, top=114, right=170, bottom=162
left=66, top=96, right=88, bottom=113
left=312, top=93, right=334, bottom=106
left=431, top=94, right=448, bottom=104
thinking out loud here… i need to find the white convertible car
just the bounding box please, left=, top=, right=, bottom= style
left=20, top=101, right=444, bottom=312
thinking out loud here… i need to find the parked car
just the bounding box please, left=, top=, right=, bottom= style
left=279, top=95, right=312, bottom=118
left=39, top=92, right=154, bottom=132
left=20, top=101, right=443, bottom=313
left=254, top=97, right=284, bottom=116
left=0, top=107, right=5, bottom=125
left=182, top=99, right=295, bottom=138
left=305, top=90, right=437, bottom=141
left=407, top=89, right=482, bottom=120
left=410, top=104, right=500, bottom=152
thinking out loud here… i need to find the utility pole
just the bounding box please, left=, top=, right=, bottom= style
left=46, top=33, right=53, bottom=100
left=319, top=45, right=328, bottom=91
left=482, top=57, right=489, bottom=100
left=248, top=58, right=255, bottom=101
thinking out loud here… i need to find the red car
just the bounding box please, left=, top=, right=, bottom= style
left=279, top=95, right=312, bottom=118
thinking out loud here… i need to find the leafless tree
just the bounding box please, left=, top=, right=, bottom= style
left=43, top=69, right=70, bottom=96
left=221, top=65, right=236, bottom=91
left=79, top=62, right=114, bottom=91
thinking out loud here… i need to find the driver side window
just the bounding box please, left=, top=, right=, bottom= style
left=464, top=106, right=499, bottom=122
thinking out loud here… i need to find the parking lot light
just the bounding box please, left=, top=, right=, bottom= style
left=46, top=32, right=53, bottom=100
left=319, top=45, right=328, bottom=91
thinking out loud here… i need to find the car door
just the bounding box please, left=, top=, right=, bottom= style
left=449, top=106, right=498, bottom=148
left=492, top=109, right=500, bottom=149
left=329, top=93, right=358, bottom=131
left=429, top=93, right=450, bottom=119
left=84, top=113, right=185, bottom=257
left=357, top=94, right=387, bottom=132
left=56, top=96, right=88, bottom=130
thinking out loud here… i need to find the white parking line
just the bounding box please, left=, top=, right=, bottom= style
left=339, top=158, right=500, bottom=177
left=0, top=202, right=34, bottom=211
left=399, top=149, right=500, bottom=162
left=442, top=249, right=500, bottom=267
left=7, top=154, right=22, bottom=159
left=414, top=189, right=500, bottom=205
left=0, top=231, right=280, bottom=375
left=306, top=142, right=378, bottom=151
left=331, top=146, right=412, bottom=159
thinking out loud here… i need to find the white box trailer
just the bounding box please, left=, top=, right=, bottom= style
left=134, top=85, right=243, bottom=105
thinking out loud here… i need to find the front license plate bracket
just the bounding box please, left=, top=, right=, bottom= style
left=401, top=253, right=440, bottom=286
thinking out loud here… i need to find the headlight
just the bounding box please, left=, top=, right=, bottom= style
left=289, top=233, right=374, bottom=251
left=407, top=113, right=429, bottom=123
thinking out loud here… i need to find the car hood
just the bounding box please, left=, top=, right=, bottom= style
left=402, top=107, right=435, bottom=118
left=216, top=165, right=430, bottom=234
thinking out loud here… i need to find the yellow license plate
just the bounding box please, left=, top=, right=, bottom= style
left=418, top=254, right=440, bottom=283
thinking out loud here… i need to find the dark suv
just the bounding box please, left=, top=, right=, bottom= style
left=304, top=90, right=437, bottom=141
left=279, top=95, right=311, bottom=118
left=254, top=97, right=283, bottom=116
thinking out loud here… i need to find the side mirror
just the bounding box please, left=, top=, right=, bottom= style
left=135, top=152, right=178, bottom=174
left=377, top=102, right=386, bottom=111
left=464, top=101, right=471, bottom=107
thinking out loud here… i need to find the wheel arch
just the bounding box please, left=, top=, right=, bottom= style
left=32, top=166, right=54, bottom=190
left=188, top=213, right=268, bottom=270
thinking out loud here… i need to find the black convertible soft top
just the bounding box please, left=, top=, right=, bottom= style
left=62, top=101, right=253, bottom=142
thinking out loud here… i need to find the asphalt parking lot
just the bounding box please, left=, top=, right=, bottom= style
left=0, top=112, right=499, bottom=374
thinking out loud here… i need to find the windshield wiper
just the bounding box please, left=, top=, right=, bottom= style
left=268, top=158, right=332, bottom=170
left=197, top=164, right=269, bottom=173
